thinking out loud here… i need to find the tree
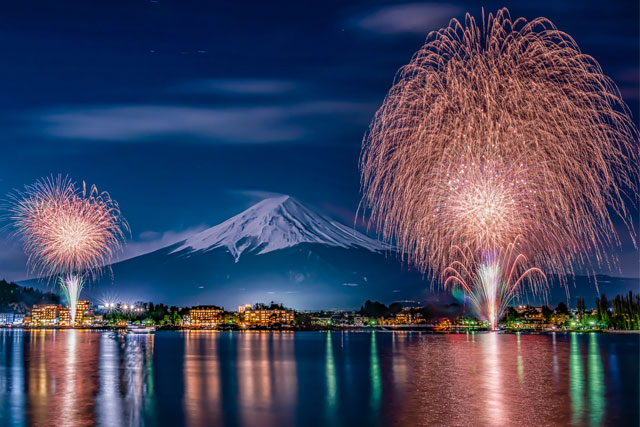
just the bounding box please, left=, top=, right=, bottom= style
left=576, top=297, right=586, bottom=322
left=541, top=305, right=553, bottom=322
left=359, top=300, right=389, bottom=318
left=171, top=312, right=182, bottom=325
left=388, top=302, right=403, bottom=315
left=555, top=302, right=569, bottom=315
left=595, top=294, right=609, bottom=325
left=503, top=307, right=522, bottom=324
left=294, top=312, right=312, bottom=328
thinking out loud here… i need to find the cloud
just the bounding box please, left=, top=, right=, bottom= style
left=342, top=283, right=359, bottom=287
left=33, top=101, right=372, bottom=144
left=351, top=3, right=462, bottom=35
left=230, top=189, right=286, bottom=201
left=176, top=78, right=301, bottom=95
left=117, top=225, right=208, bottom=261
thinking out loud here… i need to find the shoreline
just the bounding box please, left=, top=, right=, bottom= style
left=1, top=325, right=638, bottom=334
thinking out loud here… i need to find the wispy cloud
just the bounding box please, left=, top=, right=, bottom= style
left=176, top=78, right=301, bottom=95
left=350, top=3, right=462, bottom=36
left=33, top=101, right=373, bottom=144
left=342, top=283, right=359, bottom=287
left=117, top=225, right=208, bottom=261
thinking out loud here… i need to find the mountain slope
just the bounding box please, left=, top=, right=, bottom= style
left=171, top=195, right=386, bottom=261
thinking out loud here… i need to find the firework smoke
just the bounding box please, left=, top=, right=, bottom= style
left=360, top=9, right=638, bottom=327
left=7, top=175, right=128, bottom=324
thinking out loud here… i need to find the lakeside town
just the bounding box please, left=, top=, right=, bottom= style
left=1, top=280, right=638, bottom=332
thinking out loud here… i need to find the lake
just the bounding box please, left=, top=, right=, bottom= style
left=0, top=330, right=637, bottom=426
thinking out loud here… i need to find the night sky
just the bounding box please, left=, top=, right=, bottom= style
left=0, top=0, right=638, bottom=280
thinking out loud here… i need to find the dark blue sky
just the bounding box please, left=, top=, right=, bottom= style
left=0, top=0, right=638, bottom=280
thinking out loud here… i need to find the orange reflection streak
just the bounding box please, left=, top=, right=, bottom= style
left=237, top=332, right=297, bottom=425
left=27, top=330, right=99, bottom=427
left=183, top=331, right=222, bottom=426
left=483, top=333, right=505, bottom=426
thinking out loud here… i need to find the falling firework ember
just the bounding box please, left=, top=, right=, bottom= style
left=360, top=9, right=638, bottom=327
left=7, top=175, right=128, bottom=324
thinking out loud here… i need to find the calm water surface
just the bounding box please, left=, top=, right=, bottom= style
left=0, top=330, right=637, bottom=426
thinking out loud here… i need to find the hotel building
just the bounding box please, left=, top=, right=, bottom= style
left=189, top=306, right=224, bottom=327
left=239, top=305, right=294, bottom=327
left=31, top=304, right=62, bottom=326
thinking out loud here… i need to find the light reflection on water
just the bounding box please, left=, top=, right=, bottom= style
left=0, top=330, right=637, bottom=426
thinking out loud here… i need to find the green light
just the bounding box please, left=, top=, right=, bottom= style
left=325, top=332, right=337, bottom=414
left=370, top=332, right=381, bottom=413
left=570, top=333, right=584, bottom=424
left=588, top=334, right=604, bottom=426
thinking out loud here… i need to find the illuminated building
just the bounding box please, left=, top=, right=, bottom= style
left=435, top=318, right=452, bottom=331
left=74, top=300, right=90, bottom=325
left=394, top=309, right=412, bottom=325
left=352, top=315, right=369, bottom=326
left=0, top=313, right=16, bottom=324
left=31, top=304, right=62, bottom=326
left=240, top=307, right=294, bottom=327
left=189, top=306, right=223, bottom=327
left=58, top=307, right=71, bottom=326
left=237, top=304, right=252, bottom=313
left=0, top=313, right=24, bottom=325
left=523, top=310, right=545, bottom=329
left=83, top=313, right=95, bottom=325
left=550, top=313, right=568, bottom=326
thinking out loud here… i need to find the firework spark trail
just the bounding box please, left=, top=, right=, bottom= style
left=359, top=9, right=638, bottom=325
left=60, top=275, right=84, bottom=324
left=443, top=240, right=546, bottom=328
left=7, top=175, right=128, bottom=323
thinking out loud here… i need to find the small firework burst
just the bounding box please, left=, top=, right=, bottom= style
left=7, top=175, right=128, bottom=322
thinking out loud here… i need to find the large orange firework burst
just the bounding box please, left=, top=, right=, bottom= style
left=8, top=175, right=128, bottom=279
left=360, top=9, right=638, bottom=324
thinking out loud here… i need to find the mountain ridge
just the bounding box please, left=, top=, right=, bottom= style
left=169, top=195, right=387, bottom=261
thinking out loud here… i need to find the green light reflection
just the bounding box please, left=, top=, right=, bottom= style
left=570, top=333, right=584, bottom=425
left=588, top=333, right=604, bottom=426
left=370, top=331, right=382, bottom=413
left=325, top=332, right=337, bottom=413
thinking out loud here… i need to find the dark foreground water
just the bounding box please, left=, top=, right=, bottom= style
left=0, top=330, right=637, bottom=427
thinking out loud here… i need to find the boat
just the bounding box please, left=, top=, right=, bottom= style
left=126, top=325, right=156, bottom=334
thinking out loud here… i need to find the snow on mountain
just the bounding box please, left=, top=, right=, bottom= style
left=171, top=195, right=387, bottom=261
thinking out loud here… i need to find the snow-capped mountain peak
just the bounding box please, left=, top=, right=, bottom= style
left=171, top=195, right=386, bottom=261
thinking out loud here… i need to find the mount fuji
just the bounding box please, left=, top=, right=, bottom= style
left=73, top=196, right=431, bottom=309
left=170, top=195, right=387, bottom=261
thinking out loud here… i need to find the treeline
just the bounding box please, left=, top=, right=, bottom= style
left=357, top=299, right=463, bottom=320
left=102, top=302, right=190, bottom=326
left=503, top=302, right=568, bottom=323
left=595, top=291, right=640, bottom=330
left=0, top=279, right=60, bottom=313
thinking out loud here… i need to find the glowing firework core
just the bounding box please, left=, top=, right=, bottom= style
left=478, top=261, right=500, bottom=329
